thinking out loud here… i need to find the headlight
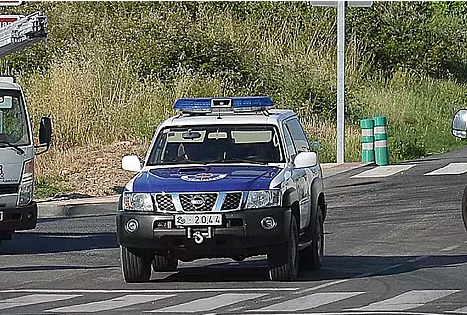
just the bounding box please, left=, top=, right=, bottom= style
left=17, top=181, right=33, bottom=207
left=123, top=193, right=154, bottom=211
left=17, top=159, right=34, bottom=207
left=246, top=190, right=281, bottom=209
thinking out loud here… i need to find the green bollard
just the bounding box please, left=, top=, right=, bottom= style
left=360, top=118, right=374, bottom=163
left=373, top=116, right=389, bottom=166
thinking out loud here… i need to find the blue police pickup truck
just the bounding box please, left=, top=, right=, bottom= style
left=117, top=96, right=327, bottom=282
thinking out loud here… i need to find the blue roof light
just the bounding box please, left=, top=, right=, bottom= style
left=174, top=96, right=274, bottom=114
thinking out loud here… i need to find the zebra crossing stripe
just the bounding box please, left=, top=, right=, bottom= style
left=425, top=163, right=467, bottom=175
left=0, top=294, right=80, bottom=310
left=348, top=290, right=459, bottom=311
left=253, top=292, right=364, bottom=312
left=149, top=293, right=266, bottom=313
left=453, top=305, right=467, bottom=313
left=350, top=165, right=415, bottom=178
left=45, top=295, right=174, bottom=313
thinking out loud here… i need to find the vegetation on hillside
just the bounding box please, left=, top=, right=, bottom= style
left=2, top=1, right=467, bottom=165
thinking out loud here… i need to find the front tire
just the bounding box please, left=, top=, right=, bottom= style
left=299, top=206, right=324, bottom=270
left=268, top=216, right=298, bottom=281
left=121, top=246, right=153, bottom=283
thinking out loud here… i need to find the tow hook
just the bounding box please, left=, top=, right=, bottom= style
left=187, top=227, right=213, bottom=244
left=193, top=231, right=204, bottom=244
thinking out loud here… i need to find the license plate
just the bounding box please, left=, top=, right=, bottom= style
left=0, top=211, right=3, bottom=221
left=175, top=214, right=222, bottom=227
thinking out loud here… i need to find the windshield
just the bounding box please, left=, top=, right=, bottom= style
left=0, top=90, right=30, bottom=146
left=147, top=125, right=284, bottom=165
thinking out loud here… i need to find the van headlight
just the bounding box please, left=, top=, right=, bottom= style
left=123, top=193, right=154, bottom=211
left=246, top=190, right=281, bottom=209
left=17, top=159, right=34, bottom=207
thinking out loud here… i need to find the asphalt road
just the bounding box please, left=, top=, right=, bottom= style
left=2, top=148, right=467, bottom=314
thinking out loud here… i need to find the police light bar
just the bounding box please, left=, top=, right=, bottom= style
left=174, top=96, right=274, bottom=114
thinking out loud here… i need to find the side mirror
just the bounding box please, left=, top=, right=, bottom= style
left=122, top=155, right=142, bottom=172
left=35, top=117, right=52, bottom=155
left=294, top=151, right=318, bottom=169
left=452, top=109, right=467, bottom=139
left=39, top=117, right=52, bottom=144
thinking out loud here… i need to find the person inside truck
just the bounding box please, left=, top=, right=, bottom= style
left=0, top=95, right=25, bottom=144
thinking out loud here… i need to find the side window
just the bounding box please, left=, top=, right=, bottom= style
left=286, top=118, right=310, bottom=153
left=282, top=124, right=296, bottom=161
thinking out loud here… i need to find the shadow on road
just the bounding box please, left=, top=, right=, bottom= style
left=0, top=265, right=116, bottom=272
left=0, top=231, right=118, bottom=255
left=154, top=254, right=467, bottom=283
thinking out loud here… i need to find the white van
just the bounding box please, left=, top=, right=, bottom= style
left=0, top=76, right=51, bottom=248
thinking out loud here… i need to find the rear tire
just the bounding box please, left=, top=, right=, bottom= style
left=121, top=246, right=153, bottom=283
left=152, top=253, right=178, bottom=271
left=462, top=186, right=467, bottom=232
left=268, top=216, right=298, bottom=281
left=299, top=206, right=324, bottom=270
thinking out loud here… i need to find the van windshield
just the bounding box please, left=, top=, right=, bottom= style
left=0, top=90, right=30, bottom=147
left=147, top=125, right=284, bottom=165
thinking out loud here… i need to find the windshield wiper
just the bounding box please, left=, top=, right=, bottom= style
left=154, top=159, right=207, bottom=166
left=0, top=141, right=24, bottom=155
left=210, top=158, right=268, bottom=165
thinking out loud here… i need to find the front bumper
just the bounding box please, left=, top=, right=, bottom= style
left=117, top=207, right=291, bottom=259
left=0, top=202, right=37, bottom=232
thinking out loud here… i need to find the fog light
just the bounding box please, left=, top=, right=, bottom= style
left=125, top=219, right=139, bottom=233
left=260, top=216, right=276, bottom=230
left=27, top=212, right=34, bottom=221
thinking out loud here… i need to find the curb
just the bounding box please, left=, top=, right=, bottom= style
left=37, top=196, right=119, bottom=218
left=321, top=162, right=372, bottom=179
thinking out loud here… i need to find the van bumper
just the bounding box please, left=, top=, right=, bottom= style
left=0, top=202, right=37, bottom=232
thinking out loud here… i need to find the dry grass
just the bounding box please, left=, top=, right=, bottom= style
left=35, top=140, right=149, bottom=198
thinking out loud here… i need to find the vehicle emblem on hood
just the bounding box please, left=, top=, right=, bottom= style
left=190, top=196, right=205, bottom=209
left=180, top=173, right=227, bottom=182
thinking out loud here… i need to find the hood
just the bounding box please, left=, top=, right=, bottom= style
left=128, top=165, right=281, bottom=193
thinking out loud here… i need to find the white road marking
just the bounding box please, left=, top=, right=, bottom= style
left=350, top=165, right=415, bottom=178
left=0, top=288, right=297, bottom=294
left=452, top=305, right=467, bottom=314
left=295, top=279, right=350, bottom=294
left=0, top=294, right=80, bottom=310
left=348, top=290, right=459, bottom=311
left=149, top=293, right=266, bottom=313
left=45, top=294, right=173, bottom=313
left=441, top=245, right=460, bottom=252
left=253, top=292, right=364, bottom=312
left=425, top=163, right=467, bottom=175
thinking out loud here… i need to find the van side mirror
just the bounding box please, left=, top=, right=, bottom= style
left=452, top=109, right=467, bottom=139
left=39, top=117, right=52, bottom=144
left=35, top=117, right=52, bottom=155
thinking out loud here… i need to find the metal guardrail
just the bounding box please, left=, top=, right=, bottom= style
left=0, top=11, right=47, bottom=58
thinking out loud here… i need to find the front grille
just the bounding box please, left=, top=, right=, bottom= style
left=221, top=192, right=242, bottom=210
left=0, top=184, right=18, bottom=195
left=180, top=193, right=217, bottom=212
left=155, top=194, right=175, bottom=211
